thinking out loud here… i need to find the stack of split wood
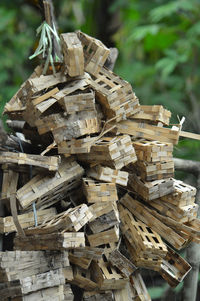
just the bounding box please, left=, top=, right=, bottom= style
left=1, top=30, right=200, bottom=301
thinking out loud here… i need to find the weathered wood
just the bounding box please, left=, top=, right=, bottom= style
left=78, top=135, right=137, bottom=169
left=0, top=152, right=60, bottom=172
left=83, top=290, right=113, bottom=301
left=71, top=265, right=98, bottom=290
left=82, top=178, right=118, bottom=203
left=130, top=271, right=152, bottom=301
left=0, top=208, right=56, bottom=234
left=131, top=105, right=171, bottom=126
left=16, top=158, right=84, bottom=211
left=14, top=232, right=85, bottom=251
left=132, top=160, right=174, bottom=181
left=77, top=31, right=110, bottom=76
left=116, top=120, right=180, bottom=144
left=129, top=174, right=174, bottom=201
left=133, top=140, right=173, bottom=162
left=24, top=204, right=93, bottom=235
left=87, top=226, right=119, bottom=247
left=87, top=165, right=129, bottom=186
left=159, top=246, right=191, bottom=287
left=120, top=193, right=188, bottom=250
left=108, top=249, right=137, bottom=277
left=86, top=66, right=140, bottom=121
left=91, top=256, right=128, bottom=290
left=60, top=32, right=84, bottom=76
left=58, top=136, right=95, bottom=154
left=119, top=204, right=167, bottom=260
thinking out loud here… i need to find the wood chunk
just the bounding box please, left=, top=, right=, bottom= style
left=86, top=67, right=140, bottom=121
left=83, top=178, right=118, bottom=203
left=78, top=135, right=137, bottom=169
left=131, top=105, right=171, bottom=126
left=159, top=246, right=191, bottom=287
left=71, top=265, right=98, bottom=291
left=87, top=165, right=129, bottom=186
left=119, top=204, right=167, bottom=260
left=64, top=284, right=74, bottom=301
left=150, top=198, right=198, bottom=223
left=160, top=179, right=196, bottom=207
left=133, top=140, right=173, bottom=163
left=14, top=232, right=85, bottom=251
left=108, top=249, right=137, bottom=277
left=87, top=226, right=120, bottom=247
left=116, top=120, right=180, bottom=144
left=25, top=73, right=66, bottom=98
left=58, top=89, right=95, bottom=114
left=24, top=204, right=93, bottom=235
left=120, top=193, right=188, bottom=250
left=0, top=169, right=19, bottom=203
left=0, top=152, right=60, bottom=172
left=77, top=31, right=110, bottom=76
left=0, top=250, right=71, bottom=282
left=132, top=160, right=174, bottom=181
left=89, top=202, right=120, bottom=233
left=129, top=174, right=175, bottom=201
left=16, top=158, right=84, bottom=211
left=72, top=247, right=104, bottom=261
left=0, top=208, right=56, bottom=234
left=61, top=32, right=84, bottom=76
left=58, top=136, right=95, bottom=154
left=130, top=271, right=152, bottom=301
left=69, top=252, right=92, bottom=269
left=83, top=290, right=113, bottom=301
left=91, top=256, right=128, bottom=290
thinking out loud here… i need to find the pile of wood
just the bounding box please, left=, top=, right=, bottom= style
left=1, top=30, right=200, bottom=301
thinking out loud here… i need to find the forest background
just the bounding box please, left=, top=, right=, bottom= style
left=0, top=0, right=200, bottom=300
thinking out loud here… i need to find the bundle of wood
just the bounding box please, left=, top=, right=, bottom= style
left=1, top=30, right=200, bottom=301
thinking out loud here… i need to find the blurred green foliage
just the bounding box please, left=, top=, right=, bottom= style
left=0, top=0, right=200, bottom=160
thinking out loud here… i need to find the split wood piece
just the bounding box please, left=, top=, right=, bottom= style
left=116, top=120, right=180, bottom=144
left=125, top=238, right=162, bottom=271
left=120, top=193, right=188, bottom=250
left=87, top=226, right=120, bottom=247
left=58, top=136, right=95, bottom=154
left=179, top=130, right=200, bottom=141
left=83, top=290, right=113, bottom=301
left=14, top=232, right=85, bottom=251
left=132, top=160, right=174, bottom=182
left=24, top=204, right=93, bottom=235
left=25, top=72, right=67, bottom=99
left=150, top=199, right=198, bottom=223
left=159, top=246, right=191, bottom=287
left=129, top=174, right=175, bottom=201
left=58, top=89, right=96, bottom=114
left=83, top=178, right=118, bottom=203
left=132, top=140, right=173, bottom=163
left=0, top=208, right=56, bottom=234
left=36, top=111, right=100, bottom=143
left=108, top=249, right=137, bottom=277
left=68, top=252, right=92, bottom=270
left=119, top=204, right=167, bottom=259
left=16, top=158, right=84, bottom=211
left=77, top=31, right=110, bottom=76
left=10, top=285, right=67, bottom=301
left=86, top=66, right=140, bottom=121
left=3, top=66, right=42, bottom=117
left=131, top=105, right=171, bottom=126
left=89, top=202, right=120, bottom=233
left=72, top=247, right=104, bottom=261
left=143, top=207, right=200, bottom=243
left=60, top=32, right=84, bottom=77
left=0, top=152, right=60, bottom=172
left=87, top=165, right=129, bottom=186
left=0, top=250, right=71, bottom=282
left=0, top=168, right=19, bottom=203
left=160, top=179, right=197, bottom=207
left=78, top=135, right=137, bottom=170
left=91, top=256, right=128, bottom=290
left=130, top=271, right=152, bottom=301
left=71, top=265, right=98, bottom=291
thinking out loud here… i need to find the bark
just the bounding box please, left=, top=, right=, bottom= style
left=174, top=158, right=200, bottom=301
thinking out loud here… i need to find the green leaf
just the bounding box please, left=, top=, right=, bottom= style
left=128, top=24, right=161, bottom=42
left=156, top=57, right=177, bottom=77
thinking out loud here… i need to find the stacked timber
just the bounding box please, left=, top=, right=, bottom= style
left=0, top=30, right=200, bottom=300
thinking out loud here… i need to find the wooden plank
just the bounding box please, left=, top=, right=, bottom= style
left=180, top=130, right=200, bottom=141
left=108, top=249, right=137, bottom=277
left=32, top=87, right=59, bottom=106
left=87, top=226, right=120, bottom=247
left=131, top=105, right=171, bottom=125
